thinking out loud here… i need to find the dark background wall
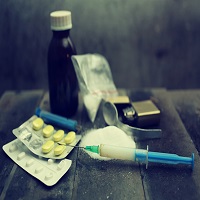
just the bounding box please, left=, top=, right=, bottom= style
left=1, top=0, right=200, bottom=96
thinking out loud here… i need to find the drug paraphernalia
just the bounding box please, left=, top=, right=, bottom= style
left=123, top=100, right=160, bottom=127
left=12, top=115, right=81, bottom=159
left=3, top=139, right=72, bottom=186
left=106, top=96, right=160, bottom=128
left=35, top=107, right=81, bottom=131
left=84, top=144, right=194, bottom=170
left=72, top=54, right=118, bottom=122
left=102, top=101, right=162, bottom=140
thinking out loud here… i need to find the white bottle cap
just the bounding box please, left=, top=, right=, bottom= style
left=50, top=11, right=72, bottom=31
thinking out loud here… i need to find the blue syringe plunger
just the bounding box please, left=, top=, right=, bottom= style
left=135, top=146, right=194, bottom=170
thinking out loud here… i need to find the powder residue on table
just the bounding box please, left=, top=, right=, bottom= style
left=80, top=126, right=136, bottom=160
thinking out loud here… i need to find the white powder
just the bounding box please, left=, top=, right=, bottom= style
left=80, top=126, right=136, bottom=160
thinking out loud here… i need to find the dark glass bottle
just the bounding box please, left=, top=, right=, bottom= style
left=47, top=11, right=78, bottom=117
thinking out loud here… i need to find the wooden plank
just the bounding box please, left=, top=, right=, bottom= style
left=0, top=90, right=44, bottom=199
left=128, top=89, right=200, bottom=200
left=72, top=96, right=145, bottom=200
left=170, top=90, right=200, bottom=153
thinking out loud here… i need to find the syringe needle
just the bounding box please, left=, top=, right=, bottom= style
left=57, top=142, right=84, bottom=148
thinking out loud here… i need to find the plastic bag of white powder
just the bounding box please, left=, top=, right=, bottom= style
left=72, top=54, right=118, bottom=122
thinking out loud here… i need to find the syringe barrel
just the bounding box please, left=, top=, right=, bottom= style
left=99, top=144, right=136, bottom=161
left=35, top=107, right=77, bottom=131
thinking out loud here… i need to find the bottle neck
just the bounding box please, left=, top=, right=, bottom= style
left=52, top=29, right=70, bottom=38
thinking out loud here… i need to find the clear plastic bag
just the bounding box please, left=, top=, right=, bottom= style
left=72, top=54, right=118, bottom=122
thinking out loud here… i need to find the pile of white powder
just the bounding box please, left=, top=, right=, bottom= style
left=79, top=126, right=136, bottom=160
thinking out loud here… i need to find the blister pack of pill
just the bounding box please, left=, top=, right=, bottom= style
left=12, top=115, right=82, bottom=159
left=3, top=139, right=72, bottom=186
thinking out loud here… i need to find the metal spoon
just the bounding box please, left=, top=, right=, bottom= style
left=102, top=101, right=162, bottom=140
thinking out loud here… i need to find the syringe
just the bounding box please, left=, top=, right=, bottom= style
left=35, top=107, right=81, bottom=131
left=84, top=144, right=194, bottom=170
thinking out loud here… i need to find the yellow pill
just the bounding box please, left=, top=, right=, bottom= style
left=64, top=131, right=76, bottom=144
left=54, top=145, right=66, bottom=156
left=53, top=130, right=64, bottom=142
left=42, top=125, right=54, bottom=138
left=42, top=140, right=54, bottom=153
left=32, top=118, right=44, bottom=131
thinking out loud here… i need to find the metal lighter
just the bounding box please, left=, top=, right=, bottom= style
left=106, top=96, right=160, bottom=128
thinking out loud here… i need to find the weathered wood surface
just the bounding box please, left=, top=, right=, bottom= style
left=0, top=89, right=200, bottom=200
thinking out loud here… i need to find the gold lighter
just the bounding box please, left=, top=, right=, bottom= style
left=106, top=96, right=161, bottom=128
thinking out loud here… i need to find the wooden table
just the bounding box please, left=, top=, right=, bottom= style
left=0, top=89, right=200, bottom=200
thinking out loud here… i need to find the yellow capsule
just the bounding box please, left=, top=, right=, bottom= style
left=42, top=125, right=54, bottom=138
left=54, top=145, right=66, bottom=156
left=64, top=131, right=76, bottom=144
left=32, top=118, right=44, bottom=131
left=42, top=140, right=54, bottom=153
left=53, top=130, right=64, bottom=142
